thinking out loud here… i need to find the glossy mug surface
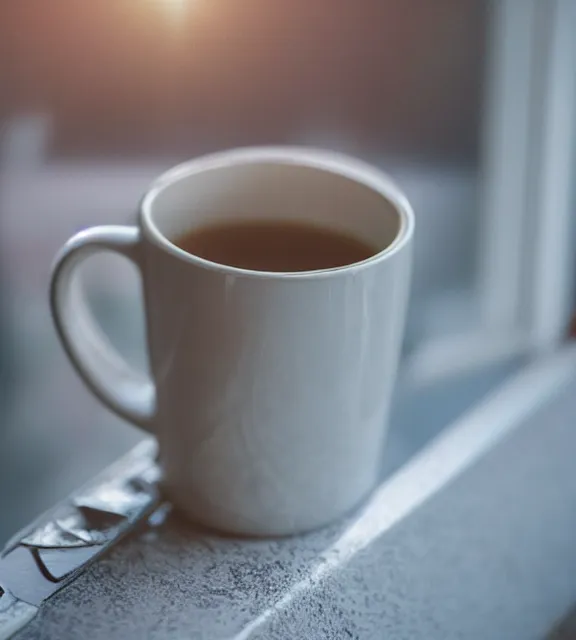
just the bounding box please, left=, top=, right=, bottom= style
left=50, top=147, right=415, bottom=536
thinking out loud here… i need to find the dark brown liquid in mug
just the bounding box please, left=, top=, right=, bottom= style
left=174, top=220, right=379, bottom=272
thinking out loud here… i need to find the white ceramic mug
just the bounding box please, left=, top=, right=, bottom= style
left=50, top=147, right=414, bottom=536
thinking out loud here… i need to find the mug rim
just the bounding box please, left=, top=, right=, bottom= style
left=139, top=146, right=415, bottom=280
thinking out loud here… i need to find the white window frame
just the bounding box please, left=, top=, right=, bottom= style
left=405, top=0, right=576, bottom=385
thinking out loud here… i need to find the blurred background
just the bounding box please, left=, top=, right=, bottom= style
left=0, top=0, right=574, bottom=544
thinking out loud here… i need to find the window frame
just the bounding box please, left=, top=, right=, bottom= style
left=405, top=0, right=576, bottom=385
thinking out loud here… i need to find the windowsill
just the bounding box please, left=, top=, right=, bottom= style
left=5, top=346, right=576, bottom=638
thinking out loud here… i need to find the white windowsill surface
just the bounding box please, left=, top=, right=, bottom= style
left=9, top=345, right=576, bottom=639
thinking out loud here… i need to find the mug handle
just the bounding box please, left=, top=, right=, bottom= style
left=50, top=225, right=156, bottom=433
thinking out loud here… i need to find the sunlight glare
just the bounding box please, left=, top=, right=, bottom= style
left=158, top=0, right=194, bottom=23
